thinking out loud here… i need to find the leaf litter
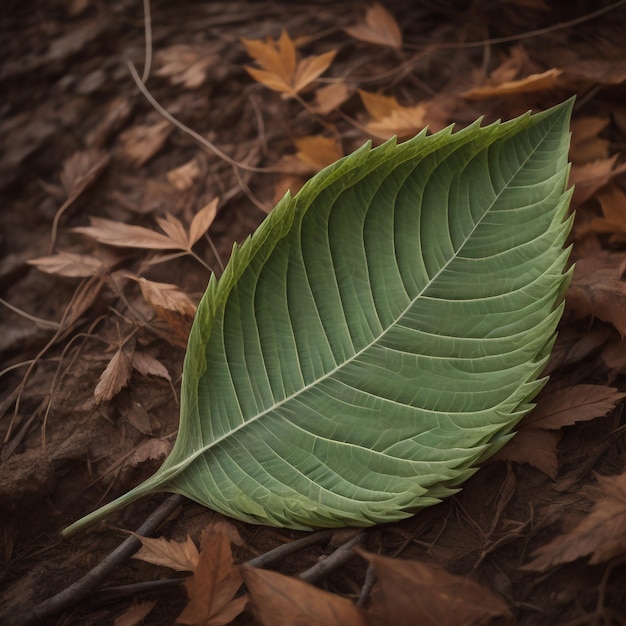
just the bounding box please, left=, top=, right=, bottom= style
left=2, top=1, right=626, bottom=625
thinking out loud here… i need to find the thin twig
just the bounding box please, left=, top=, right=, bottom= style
left=18, top=494, right=185, bottom=626
left=141, top=0, right=152, bottom=82
left=298, top=532, right=365, bottom=584
left=356, top=562, right=377, bottom=607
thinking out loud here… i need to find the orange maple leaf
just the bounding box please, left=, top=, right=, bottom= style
left=242, top=30, right=336, bottom=97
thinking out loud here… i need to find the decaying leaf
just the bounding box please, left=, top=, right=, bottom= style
left=155, top=43, right=220, bottom=89
left=124, top=438, right=171, bottom=473
left=94, top=344, right=134, bottom=404
left=178, top=525, right=247, bottom=626
left=167, top=158, right=201, bottom=191
left=526, top=472, right=626, bottom=570
left=312, top=83, right=350, bottom=115
left=27, top=251, right=109, bottom=278
left=131, top=532, right=200, bottom=572
left=120, top=119, right=173, bottom=168
left=566, top=251, right=626, bottom=335
left=570, top=116, right=610, bottom=163
left=73, top=217, right=176, bottom=250
left=113, top=600, right=156, bottom=626
left=135, top=277, right=197, bottom=332
left=242, top=30, right=336, bottom=97
left=344, top=3, right=402, bottom=49
left=563, top=58, right=626, bottom=86
left=242, top=565, right=367, bottom=626
left=589, top=184, right=626, bottom=241
left=494, top=384, right=626, bottom=478
left=131, top=351, right=172, bottom=382
left=462, top=68, right=562, bottom=100
left=360, top=549, right=512, bottom=626
left=188, top=198, right=219, bottom=247
left=569, top=156, right=626, bottom=206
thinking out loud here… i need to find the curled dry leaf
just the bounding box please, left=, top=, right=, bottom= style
left=242, top=565, right=367, bottom=626
left=243, top=30, right=336, bottom=97
left=359, top=549, right=511, bottom=626
left=94, top=344, right=133, bottom=404
left=131, top=532, right=200, bottom=572
left=526, top=472, right=626, bottom=570
left=462, top=68, right=562, bottom=99
left=344, top=3, right=402, bottom=49
left=27, top=251, right=108, bottom=278
left=178, top=525, right=248, bottom=626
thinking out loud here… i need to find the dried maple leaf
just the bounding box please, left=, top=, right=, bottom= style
left=526, top=472, right=626, bottom=570
left=344, top=3, right=402, bottom=49
left=131, top=533, right=200, bottom=572
left=242, top=30, right=336, bottom=97
left=94, top=344, right=133, bottom=404
left=566, top=251, right=626, bottom=335
left=359, top=90, right=451, bottom=140
left=242, top=565, right=367, bottom=626
left=359, top=549, right=511, bottom=626
left=178, top=525, right=247, bottom=626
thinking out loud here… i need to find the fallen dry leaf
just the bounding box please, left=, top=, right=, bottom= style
left=570, top=116, right=610, bottom=163
left=563, top=58, right=626, bottom=86
left=526, top=472, right=626, bottom=570
left=566, top=251, right=626, bottom=335
left=188, top=198, right=219, bottom=247
left=462, top=68, right=562, bottom=99
left=290, top=135, right=343, bottom=172
left=242, top=565, right=367, bottom=626
left=94, top=344, right=133, bottom=404
left=569, top=156, right=626, bottom=206
left=113, top=600, right=156, bottom=626
left=124, top=438, right=171, bottom=473
left=119, top=119, right=172, bottom=168
left=27, top=251, right=109, bottom=278
left=344, top=3, right=402, bottom=49
left=131, top=351, right=172, bottom=382
left=312, top=83, right=350, bottom=114
left=360, top=549, right=511, bottom=626
left=167, top=158, right=201, bottom=191
left=243, top=30, right=336, bottom=97
left=178, top=525, right=248, bottom=626
left=494, top=384, right=626, bottom=478
left=589, top=184, right=626, bottom=241
left=73, top=217, right=177, bottom=250
left=155, top=43, right=220, bottom=89
left=132, top=532, right=200, bottom=572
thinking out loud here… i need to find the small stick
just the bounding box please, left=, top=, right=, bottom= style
left=298, top=532, right=364, bottom=584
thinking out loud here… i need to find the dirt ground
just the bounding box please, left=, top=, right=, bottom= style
left=2, top=1, right=626, bottom=625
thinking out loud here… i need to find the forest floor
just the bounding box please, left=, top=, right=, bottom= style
left=2, top=1, right=626, bottom=625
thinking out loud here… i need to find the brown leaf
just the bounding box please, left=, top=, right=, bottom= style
left=131, top=533, right=200, bottom=572
left=344, top=3, right=403, bottom=49
left=27, top=251, right=108, bottom=278
left=570, top=116, right=610, bottom=163
left=167, top=158, right=201, bottom=191
left=73, top=217, right=177, bottom=250
left=563, top=58, right=626, bottom=85
left=312, top=83, right=350, bottom=115
left=524, top=384, right=626, bottom=430
left=94, top=345, right=133, bottom=404
left=125, top=438, right=171, bottom=471
left=113, top=600, right=156, bottom=626
left=155, top=43, right=220, bottom=89
left=589, top=184, right=626, bottom=240
left=243, top=31, right=336, bottom=97
left=155, top=213, right=190, bottom=250
left=120, top=119, right=172, bottom=168
left=566, top=251, right=626, bottom=335
left=526, top=472, right=626, bottom=570
left=569, top=156, right=626, bottom=206
left=136, top=277, right=196, bottom=342
left=360, top=549, right=511, bottom=626
left=189, top=198, right=219, bottom=246
left=493, top=428, right=560, bottom=479
left=242, top=565, right=367, bottom=626
left=462, top=68, right=562, bottom=99
left=292, top=136, right=343, bottom=172
left=178, top=525, right=247, bottom=626
left=131, top=351, right=172, bottom=382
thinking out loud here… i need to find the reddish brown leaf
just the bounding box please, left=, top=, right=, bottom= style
left=526, top=472, right=626, bottom=570
left=360, top=549, right=511, bottom=626
left=493, top=428, right=560, bottom=479
left=94, top=345, right=133, bottom=404
left=242, top=565, right=367, bottom=626
left=131, top=533, right=200, bottom=572
left=569, top=156, right=626, bottom=206
left=570, top=116, right=610, bottom=163
left=178, top=525, right=247, bottom=626
left=589, top=184, right=626, bottom=240
left=566, top=251, right=626, bottom=335
left=344, top=3, right=403, bottom=49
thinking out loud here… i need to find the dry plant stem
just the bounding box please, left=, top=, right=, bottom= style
left=298, top=532, right=365, bottom=584
left=19, top=494, right=185, bottom=626
left=356, top=563, right=377, bottom=607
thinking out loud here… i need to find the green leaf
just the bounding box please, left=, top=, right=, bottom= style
left=62, top=100, right=574, bottom=536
